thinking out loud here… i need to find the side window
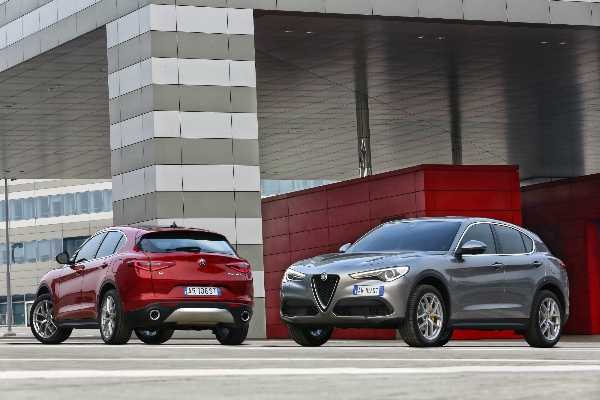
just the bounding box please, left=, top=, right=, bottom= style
left=459, top=223, right=497, bottom=254
left=114, top=235, right=126, bottom=254
left=521, top=233, right=534, bottom=253
left=495, top=225, right=526, bottom=254
left=74, top=233, right=107, bottom=263
left=95, top=232, right=125, bottom=259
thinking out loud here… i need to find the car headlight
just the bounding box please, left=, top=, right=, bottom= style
left=349, top=266, right=409, bottom=282
left=282, top=268, right=306, bottom=283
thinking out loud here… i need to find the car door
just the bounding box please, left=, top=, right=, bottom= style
left=493, top=224, right=545, bottom=319
left=57, top=233, right=107, bottom=320
left=80, top=231, right=124, bottom=319
left=452, top=222, right=505, bottom=320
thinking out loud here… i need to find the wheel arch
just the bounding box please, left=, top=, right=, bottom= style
left=536, top=280, right=567, bottom=317
left=36, top=284, right=51, bottom=297
left=409, top=272, right=451, bottom=319
left=98, top=280, right=120, bottom=311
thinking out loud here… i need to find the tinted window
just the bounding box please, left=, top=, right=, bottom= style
left=495, top=225, right=526, bottom=254
left=459, top=223, right=496, bottom=254
left=114, top=235, right=126, bottom=253
left=24, top=241, right=37, bottom=263
left=95, top=232, right=125, bottom=258
left=138, top=231, right=236, bottom=255
left=74, top=233, right=107, bottom=263
left=521, top=233, right=534, bottom=253
left=347, top=221, right=461, bottom=253
left=536, top=240, right=549, bottom=253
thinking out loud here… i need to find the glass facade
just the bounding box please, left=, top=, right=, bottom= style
left=0, top=189, right=112, bottom=222
left=0, top=238, right=63, bottom=265
left=260, top=180, right=337, bottom=197
left=0, top=294, right=36, bottom=327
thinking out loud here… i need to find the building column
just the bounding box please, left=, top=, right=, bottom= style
left=106, top=4, right=264, bottom=337
left=356, top=91, right=372, bottom=177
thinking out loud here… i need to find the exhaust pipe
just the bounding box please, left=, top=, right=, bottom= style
left=149, top=309, right=161, bottom=321
left=240, top=310, right=251, bottom=322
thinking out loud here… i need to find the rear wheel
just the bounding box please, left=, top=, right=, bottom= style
left=398, top=284, right=447, bottom=347
left=287, top=323, right=333, bottom=347
left=524, top=290, right=563, bottom=348
left=134, top=329, right=174, bottom=344
left=99, top=289, right=132, bottom=345
left=30, top=294, right=72, bottom=344
left=215, top=326, right=249, bottom=345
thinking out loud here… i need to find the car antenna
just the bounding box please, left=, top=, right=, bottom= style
left=170, top=221, right=178, bottom=228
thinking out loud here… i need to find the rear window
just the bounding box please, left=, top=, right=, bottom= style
left=137, top=231, right=236, bottom=255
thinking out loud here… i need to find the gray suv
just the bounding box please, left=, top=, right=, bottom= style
left=280, top=217, right=569, bottom=348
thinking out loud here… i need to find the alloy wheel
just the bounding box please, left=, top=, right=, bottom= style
left=417, top=293, right=443, bottom=340
left=539, top=298, right=561, bottom=341
left=101, top=295, right=116, bottom=338
left=32, top=300, right=57, bottom=339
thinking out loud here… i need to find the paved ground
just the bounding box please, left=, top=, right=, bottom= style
left=1, top=332, right=600, bottom=399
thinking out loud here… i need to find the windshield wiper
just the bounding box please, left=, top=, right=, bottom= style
left=164, top=246, right=202, bottom=253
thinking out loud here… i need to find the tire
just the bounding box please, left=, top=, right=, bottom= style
left=435, top=329, right=454, bottom=347
left=99, top=289, right=132, bottom=345
left=134, top=329, right=174, bottom=345
left=287, top=323, right=333, bottom=347
left=215, top=326, right=249, bottom=345
left=524, top=290, right=563, bottom=348
left=30, top=294, right=72, bottom=344
left=398, top=284, right=447, bottom=347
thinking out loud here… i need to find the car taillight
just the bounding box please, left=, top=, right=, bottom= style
left=226, top=262, right=251, bottom=274
left=127, top=260, right=176, bottom=271
left=560, top=262, right=567, bottom=270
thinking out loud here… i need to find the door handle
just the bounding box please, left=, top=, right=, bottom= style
left=101, top=263, right=109, bottom=269
left=492, top=262, right=504, bottom=269
left=532, top=261, right=543, bottom=268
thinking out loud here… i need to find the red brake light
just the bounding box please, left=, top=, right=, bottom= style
left=560, top=263, right=567, bottom=270
left=127, top=260, right=176, bottom=271
left=226, top=262, right=250, bottom=274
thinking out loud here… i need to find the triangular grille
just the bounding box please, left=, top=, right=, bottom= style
left=311, top=274, right=340, bottom=311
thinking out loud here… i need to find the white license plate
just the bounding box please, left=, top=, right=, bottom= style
left=184, top=286, right=221, bottom=296
left=353, top=285, right=384, bottom=296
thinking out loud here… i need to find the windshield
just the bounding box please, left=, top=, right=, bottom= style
left=137, top=231, right=236, bottom=255
left=347, top=221, right=461, bottom=253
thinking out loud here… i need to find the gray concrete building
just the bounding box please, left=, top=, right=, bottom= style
left=3, top=0, right=600, bottom=337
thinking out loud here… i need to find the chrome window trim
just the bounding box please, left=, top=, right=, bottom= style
left=454, top=221, right=536, bottom=256
left=73, top=229, right=127, bottom=264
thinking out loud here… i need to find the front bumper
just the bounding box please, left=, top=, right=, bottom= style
left=280, top=274, right=411, bottom=329
left=125, top=302, right=252, bottom=330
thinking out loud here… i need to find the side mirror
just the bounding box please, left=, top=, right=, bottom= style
left=456, top=240, right=487, bottom=257
left=339, top=243, right=351, bottom=253
left=55, top=252, right=72, bottom=265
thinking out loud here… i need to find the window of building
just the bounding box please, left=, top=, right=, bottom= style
left=36, top=196, right=49, bottom=219
left=49, top=195, right=62, bottom=217
left=11, top=243, right=24, bottom=264
left=64, top=236, right=89, bottom=257
left=9, top=199, right=23, bottom=221
left=103, top=190, right=112, bottom=212
left=23, top=198, right=35, bottom=220
left=90, top=190, right=103, bottom=213
left=63, top=193, right=75, bottom=216
left=75, top=192, right=89, bottom=215
left=0, top=200, right=5, bottom=222
left=24, top=241, right=37, bottom=263
left=37, top=240, right=51, bottom=262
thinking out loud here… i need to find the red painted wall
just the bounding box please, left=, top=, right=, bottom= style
left=522, top=174, right=600, bottom=335
left=263, top=164, right=522, bottom=339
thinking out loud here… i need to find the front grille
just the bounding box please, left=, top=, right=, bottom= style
left=311, top=274, right=340, bottom=311
left=281, top=304, right=319, bottom=317
left=333, top=304, right=393, bottom=317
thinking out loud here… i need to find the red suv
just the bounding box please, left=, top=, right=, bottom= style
left=30, top=226, right=254, bottom=345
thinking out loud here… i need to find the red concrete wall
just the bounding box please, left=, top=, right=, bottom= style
left=522, top=175, right=600, bottom=335
left=263, top=164, right=521, bottom=339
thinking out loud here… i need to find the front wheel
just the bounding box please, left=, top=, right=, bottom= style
left=524, top=290, right=563, bottom=348
left=99, top=289, right=132, bottom=345
left=215, top=326, right=249, bottom=345
left=134, top=329, right=174, bottom=344
left=30, top=294, right=72, bottom=344
left=287, top=323, right=333, bottom=347
left=398, top=284, right=447, bottom=347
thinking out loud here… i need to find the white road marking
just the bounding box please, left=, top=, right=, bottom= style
left=1, top=365, right=600, bottom=380
left=0, top=358, right=598, bottom=363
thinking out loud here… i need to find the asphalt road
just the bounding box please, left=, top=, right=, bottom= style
left=1, top=335, right=600, bottom=399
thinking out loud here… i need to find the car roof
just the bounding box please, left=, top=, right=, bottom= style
left=110, top=225, right=223, bottom=236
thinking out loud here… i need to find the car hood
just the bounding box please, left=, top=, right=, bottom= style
left=290, top=251, right=441, bottom=274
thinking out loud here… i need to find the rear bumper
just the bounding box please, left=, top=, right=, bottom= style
left=124, top=302, right=253, bottom=330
